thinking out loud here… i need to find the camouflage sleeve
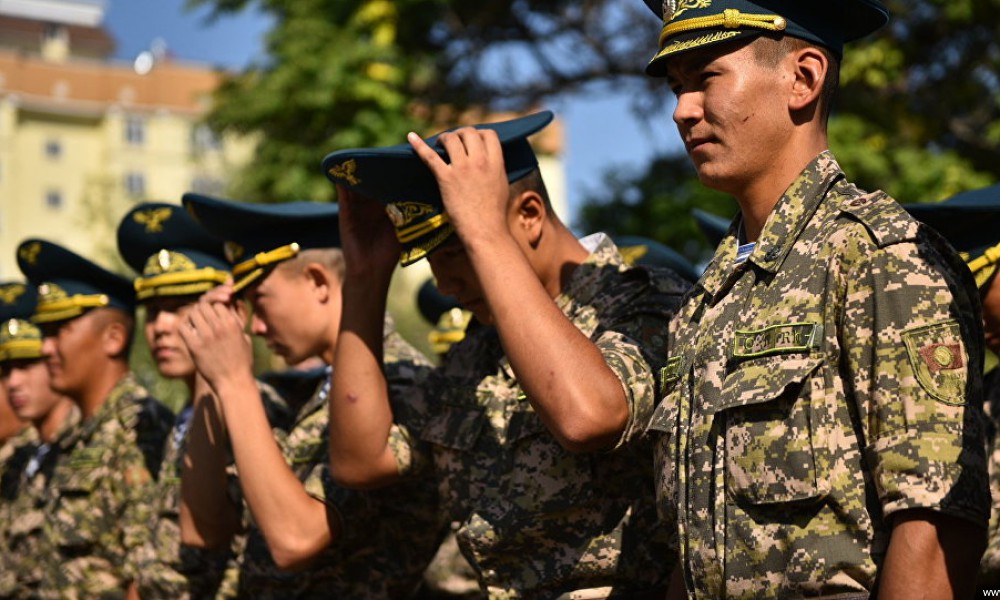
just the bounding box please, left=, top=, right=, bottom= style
left=114, top=421, right=165, bottom=582
left=843, top=237, right=990, bottom=526
left=384, top=330, right=435, bottom=478
left=597, top=276, right=685, bottom=448
left=117, top=396, right=173, bottom=582
left=258, top=380, right=293, bottom=433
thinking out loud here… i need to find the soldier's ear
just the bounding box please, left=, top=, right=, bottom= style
left=302, top=262, right=334, bottom=304
left=511, top=190, right=546, bottom=248
left=100, top=317, right=129, bottom=358
left=788, top=46, right=827, bottom=114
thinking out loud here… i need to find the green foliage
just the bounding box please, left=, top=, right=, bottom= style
left=576, top=155, right=735, bottom=265
left=580, top=1, right=999, bottom=249
left=829, top=115, right=995, bottom=203
left=191, top=0, right=448, bottom=202
left=192, top=0, right=1000, bottom=258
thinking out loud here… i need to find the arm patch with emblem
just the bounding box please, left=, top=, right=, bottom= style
left=903, top=320, right=968, bottom=405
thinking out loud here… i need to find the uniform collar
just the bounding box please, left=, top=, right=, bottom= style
left=700, top=151, right=845, bottom=298
left=59, top=373, right=136, bottom=450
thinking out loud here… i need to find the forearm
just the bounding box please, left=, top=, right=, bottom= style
left=879, top=509, right=985, bottom=599
left=328, top=277, right=402, bottom=487
left=180, top=389, right=240, bottom=549
left=465, top=234, right=628, bottom=451
left=215, top=374, right=336, bottom=569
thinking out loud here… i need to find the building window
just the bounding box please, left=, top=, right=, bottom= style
left=191, top=124, right=221, bottom=154
left=45, top=189, right=63, bottom=209
left=125, top=117, right=145, bottom=146
left=190, top=176, right=225, bottom=196
left=45, top=139, right=61, bottom=159
left=43, top=24, right=66, bottom=43
left=124, top=172, right=146, bottom=197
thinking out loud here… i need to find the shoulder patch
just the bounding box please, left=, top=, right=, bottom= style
left=838, top=190, right=920, bottom=248
left=902, top=320, right=968, bottom=405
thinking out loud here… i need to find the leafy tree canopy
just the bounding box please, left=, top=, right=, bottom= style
left=191, top=0, right=999, bottom=264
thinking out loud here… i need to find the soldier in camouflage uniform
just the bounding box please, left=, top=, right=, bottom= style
left=16, top=239, right=174, bottom=599
left=324, top=112, right=689, bottom=598
left=115, top=202, right=292, bottom=599
left=0, top=281, right=78, bottom=599
left=640, top=1, right=990, bottom=597
left=904, top=189, right=1000, bottom=588
left=0, top=374, right=27, bottom=461
left=177, top=194, right=444, bottom=598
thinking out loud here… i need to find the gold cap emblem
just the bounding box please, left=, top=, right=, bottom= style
left=157, top=249, right=172, bottom=271
left=6, top=319, right=19, bottom=336
left=329, top=159, right=361, bottom=186
left=134, top=207, right=173, bottom=233
left=0, top=284, right=25, bottom=306
left=666, top=0, right=711, bottom=22
left=18, top=242, right=42, bottom=266
left=386, top=204, right=405, bottom=228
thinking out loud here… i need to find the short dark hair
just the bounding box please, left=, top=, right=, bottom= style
left=751, top=34, right=840, bottom=123
left=508, top=168, right=555, bottom=216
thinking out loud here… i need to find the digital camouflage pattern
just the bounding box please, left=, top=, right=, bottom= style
left=36, top=373, right=173, bottom=600
left=391, top=234, right=689, bottom=599
left=649, top=152, right=990, bottom=598
left=135, top=381, right=291, bottom=600
left=980, top=368, right=1000, bottom=585
left=0, top=423, right=49, bottom=599
left=0, top=426, right=34, bottom=482
left=238, top=318, right=444, bottom=598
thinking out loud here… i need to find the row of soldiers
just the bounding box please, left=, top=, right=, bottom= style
left=2, top=0, right=1000, bottom=597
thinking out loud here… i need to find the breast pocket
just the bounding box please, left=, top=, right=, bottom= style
left=49, top=465, right=102, bottom=553
left=419, top=406, right=485, bottom=452
left=719, top=355, right=828, bottom=505
left=502, top=406, right=596, bottom=518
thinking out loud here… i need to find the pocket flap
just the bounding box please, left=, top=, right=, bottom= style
left=420, top=407, right=485, bottom=451
left=718, top=355, right=823, bottom=413
left=506, top=407, right=547, bottom=443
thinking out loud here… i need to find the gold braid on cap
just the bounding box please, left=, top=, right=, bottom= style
left=395, top=213, right=451, bottom=244
left=232, top=244, right=302, bottom=278
left=33, top=293, right=110, bottom=324
left=134, top=269, right=231, bottom=300
left=966, top=241, right=1000, bottom=289
left=659, top=9, right=786, bottom=47
left=229, top=243, right=301, bottom=294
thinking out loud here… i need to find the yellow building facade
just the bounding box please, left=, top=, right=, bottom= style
left=0, top=0, right=253, bottom=278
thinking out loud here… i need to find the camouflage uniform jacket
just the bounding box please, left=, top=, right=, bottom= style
left=0, top=426, right=34, bottom=482
left=37, top=373, right=174, bottom=600
left=0, top=424, right=46, bottom=598
left=239, top=319, right=444, bottom=599
left=392, top=234, right=689, bottom=599
left=648, top=152, right=990, bottom=599
left=136, top=381, right=291, bottom=600
left=980, top=367, right=1000, bottom=585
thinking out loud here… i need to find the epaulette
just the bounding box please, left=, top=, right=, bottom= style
left=642, top=264, right=696, bottom=297
left=837, top=188, right=921, bottom=248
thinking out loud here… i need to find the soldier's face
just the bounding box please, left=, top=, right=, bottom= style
left=666, top=39, right=791, bottom=194
left=0, top=383, right=24, bottom=441
left=144, top=296, right=197, bottom=381
left=246, top=261, right=340, bottom=365
left=1, top=359, right=61, bottom=423
left=40, top=312, right=103, bottom=397
left=983, top=272, right=1000, bottom=354
left=427, top=237, right=493, bottom=325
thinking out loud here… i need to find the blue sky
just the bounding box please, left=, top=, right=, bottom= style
left=102, top=0, right=682, bottom=221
